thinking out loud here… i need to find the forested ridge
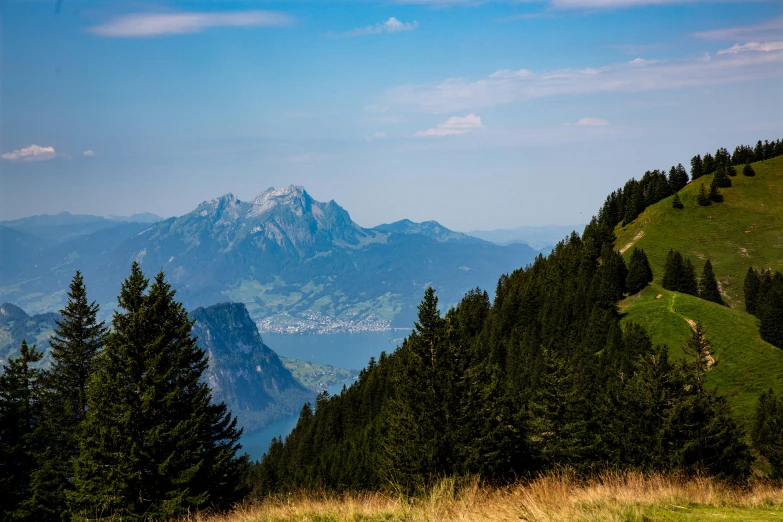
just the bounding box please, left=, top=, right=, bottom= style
left=250, top=137, right=783, bottom=496
left=2, top=138, right=783, bottom=520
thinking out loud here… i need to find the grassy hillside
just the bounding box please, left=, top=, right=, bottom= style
left=617, top=156, right=783, bottom=422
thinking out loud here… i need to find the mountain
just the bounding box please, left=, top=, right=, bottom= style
left=107, top=212, right=163, bottom=223
left=616, top=155, right=783, bottom=422
left=467, top=224, right=584, bottom=250
left=0, top=302, right=59, bottom=367
left=0, top=186, right=539, bottom=328
left=190, top=302, right=313, bottom=432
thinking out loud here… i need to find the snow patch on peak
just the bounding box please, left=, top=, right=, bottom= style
left=249, top=185, right=312, bottom=218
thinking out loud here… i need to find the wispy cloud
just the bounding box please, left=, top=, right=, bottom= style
left=573, top=117, right=610, bottom=126
left=2, top=144, right=57, bottom=162
left=88, top=11, right=293, bottom=38
left=339, top=17, right=418, bottom=37
left=83, top=150, right=96, bottom=157
left=389, top=50, right=783, bottom=113
left=416, top=114, right=483, bottom=137
left=718, top=41, right=783, bottom=55
left=695, top=17, right=783, bottom=41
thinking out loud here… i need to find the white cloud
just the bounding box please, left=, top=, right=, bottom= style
left=389, top=48, right=783, bottom=113
left=83, top=150, right=96, bottom=157
left=416, top=114, right=483, bottom=137
left=695, top=17, right=783, bottom=42
left=342, top=17, right=418, bottom=37
left=718, top=41, right=783, bottom=55
left=88, top=11, right=293, bottom=38
left=574, top=117, right=610, bottom=126
left=2, top=144, right=57, bottom=162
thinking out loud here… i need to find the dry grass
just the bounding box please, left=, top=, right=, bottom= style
left=187, top=472, right=783, bottom=522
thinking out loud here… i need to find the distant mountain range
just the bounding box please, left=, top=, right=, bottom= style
left=466, top=224, right=584, bottom=250
left=0, top=186, right=539, bottom=330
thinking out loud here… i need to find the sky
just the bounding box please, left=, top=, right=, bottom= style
left=1, top=0, right=781, bottom=232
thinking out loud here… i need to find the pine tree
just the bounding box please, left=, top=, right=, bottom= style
left=668, top=164, right=688, bottom=192
left=626, top=247, right=654, bottom=295
left=0, top=341, right=44, bottom=520
left=743, top=164, right=755, bottom=177
left=30, top=271, right=107, bottom=518
left=726, top=165, right=737, bottom=177
left=72, top=264, right=244, bottom=520
left=699, top=260, right=724, bottom=305
left=712, top=166, right=732, bottom=188
left=744, top=267, right=761, bottom=315
left=758, top=272, right=783, bottom=349
left=690, top=155, right=703, bottom=180
left=672, top=192, right=684, bottom=209
left=681, top=258, right=699, bottom=296
left=697, top=184, right=711, bottom=206
left=752, top=389, right=783, bottom=480
left=709, top=184, right=723, bottom=203
left=662, top=249, right=681, bottom=291
left=702, top=153, right=715, bottom=174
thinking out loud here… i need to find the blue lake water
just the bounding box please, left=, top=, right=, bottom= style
left=261, top=330, right=408, bottom=371
left=239, top=330, right=409, bottom=461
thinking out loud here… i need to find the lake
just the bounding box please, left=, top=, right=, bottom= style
left=261, top=330, right=408, bottom=370
left=239, top=330, right=409, bottom=461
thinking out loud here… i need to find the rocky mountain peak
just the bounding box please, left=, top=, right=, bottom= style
left=250, top=185, right=312, bottom=218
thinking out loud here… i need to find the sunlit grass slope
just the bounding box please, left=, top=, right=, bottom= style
left=189, top=473, right=783, bottom=522
left=616, top=156, right=783, bottom=422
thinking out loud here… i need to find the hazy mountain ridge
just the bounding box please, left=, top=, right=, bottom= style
left=0, top=302, right=59, bottom=366
left=0, top=186, right=539, bottom=327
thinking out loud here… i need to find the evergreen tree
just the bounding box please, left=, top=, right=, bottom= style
left=697, top=184, right=711, bottom=206
left=726, top=165, right=737, bottom=177
left=758, top=272, right=783, bottom=349
left=699, top=260, right=724, bottom=305
left=755, top=140, right=764, bottom=161
left=662, top=249, right=681, bottom=291
left=626, top=247, right=653, bottom=294
left=712, top=166, right=732, bottom=188
left=709, top=184, right=723, bottom=203
left=672, top=192, right=684, bottom=209
left=702, top=153, right=715, bottom=174
left=668, top=164, right=688, bottom=192
left=72, top=263, right=244, bottom=520
left=0, top=341, right=44, bottom=520
left=743, top=164, right=755, bottom=177
left=752, top=390, right=783, bottom=480
left=690, top=155, right=703, bottom=180
left=31, top=271, right=107, bottom=518
left=681, top=259, right=699, bottom=296
left=744, top=267, right=761, bottom=316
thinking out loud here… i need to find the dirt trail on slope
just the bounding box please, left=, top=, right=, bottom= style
left=619, top=231, right=645, bottom=254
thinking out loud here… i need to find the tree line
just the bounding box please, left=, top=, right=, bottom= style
left=744, top=268, right=783, bottom=349
left=598, top=137, right=782, bottom=228
left=248, top=222, right=769, bottom=497
left=0, top=266, right=247, bottom=521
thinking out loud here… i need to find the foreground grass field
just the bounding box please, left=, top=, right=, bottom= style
left=189, top=473, right=783, bottom=522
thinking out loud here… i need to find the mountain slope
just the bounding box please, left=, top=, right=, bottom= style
left=191, top=302, right=314, bottom=432
left=617, top=156, right=783, bottom=421
left=0, top=186, right=539, bottom=328
left=0, top=302, right=59, bottom=366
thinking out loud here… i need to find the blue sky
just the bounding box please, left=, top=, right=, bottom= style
left=1, top=0, right=781, bottom=231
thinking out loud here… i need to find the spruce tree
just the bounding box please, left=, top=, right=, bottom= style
left=662, top=249, right=681, bottom=291
left=0, top=341, right=44, bottom=520
left=672, top=192, right=684, bottom=209
left=702, top=153, right=715, bottom=174
left=681, top=258, right=699, bottom=296
left=726, top=165, right=737, bottom=177
left=668, top=164, right=688, bottom=192
left=712, top=166, right=732, bottom=188
left=709, top=184, right=723, bottom=203
left=744, top=267, right=761, bottom=315
left=690, top=155, right=703, bottom=180
left=758, top=272, right=783, bottom=349
left=743, top=164, right=755, bottom=177
left=72, top=264, right=244, bottom=520
left=699, top=260, right=724, bottom=305
left=626, top=247, right=653, bottom=294
left=752, top=390, right=783, bottom=480
left=31, top=271, right=107, bottom=518
left=697, top=184, right=711, bottom=206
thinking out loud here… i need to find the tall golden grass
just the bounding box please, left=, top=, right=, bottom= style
left=186, top=472, right=783, bottom=522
